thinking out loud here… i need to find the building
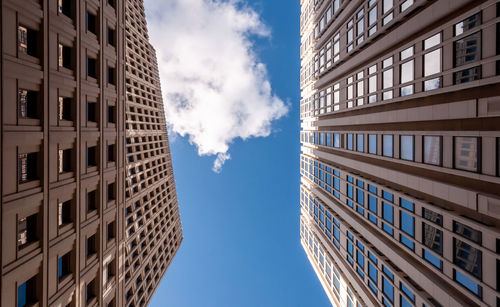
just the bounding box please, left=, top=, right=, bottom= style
left=0, top=0, right=183, bottom=306
left=299, top=0, right=500, bottom=306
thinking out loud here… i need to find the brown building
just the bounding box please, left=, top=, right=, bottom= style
left=0, top=0, right=183, bottom=306
left=299, top=0, right=500, bottom=306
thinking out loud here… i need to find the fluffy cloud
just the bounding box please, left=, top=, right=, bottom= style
left=144, top=0, right=288, bottom=172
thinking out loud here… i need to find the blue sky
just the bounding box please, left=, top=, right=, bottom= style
left=147, top=0, right=331, bottom=306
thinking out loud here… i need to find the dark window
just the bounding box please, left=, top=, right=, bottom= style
left=423, top=136, right=442, bottom=166
left=454, top=32, right=481, bottom=67
left=18, top=89, right=39, bottom=119
left=454, top=66, right=481, bottom=84
left=86, top=279, right=96, bottom=304
left=108, top=105, right=116, bottom=123
left=107, top=27, right=116, bottom=47
left=86, top=12, right=97, bottom=34
left=58, top=200, right=72, bottom=227
left=454, top=137, right=480, bottom=172
left=86, top=57, right=97, bottom=79
left=86, top=234, right=97, bottom=257
left=18, top=25, right=38, bottom=57
left=107, top=144, right=115, bottom=162
left=58, top=252, right=71, bottom=280
left=18, top=152, right=38, bottom=183
left=87, top=146, right=97, bottom=167
left=58, top=97, right=72, bottom=121
left=107, top=221, right=115, bottom=241
left=18, top=214, right=37, bottom=249
left=454, top=12, right=481, bottom=36
left=107, top=66, right=115, bottom=85
left=423, top=222, right=443, bottom=255
left=107, top=182, right=115, bottom=201
left=453, top=221, right=482, bottom=244
left=17, top=275, right=37, bottom=307
left=58, top=148, right=72, bottom=173
left=422, top=208, right=443, bottom=226
left=453, top=238, right=482, bottom=279
left=107, top=0, right=115, bottom=8
left=58, top=44, right=72, bottom=69
left=58, top=0, right=73, bottom=18
left=86, top=101, right=97, bottom=122
left=86, top=190, right=97, bottom=212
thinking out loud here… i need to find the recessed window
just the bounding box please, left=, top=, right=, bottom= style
left=58, top=200, right=72, bottom=227
left=453, top=221, right=482, bottom=244
left=86, top=190, right=97, bottom=212
left=454, top=137, right=480, bottom=172
left=86, top=234, right=97, bottom=258
left=18, top=89, right=39, bottom=119
left=455, top=12, right=481, bottom=36
left=423, top=136, right=442, bottom=165
left=347, top=134, right=354, bottom=150
left=18, top=275, right=37, bottom=307
left=454, top=238, right=482, bottom=279
left=454, top=32, right=481, bottom=67
left=87, top=101, right=97, bottom=122
left=107, top=0, right=115, bottom=8
left=58, top=252, right=71, bottom=281
left=104, top=261, right=114, bottom=287
left=58, top=97, right=72, bottom=121
left=86, top=57, right=97, bottom=79
left=86, top=279, right=96, bottom=304
left=18, top=25, right=38, bottom=57
left=107, top=221, right=115, bottom=241
left=58, top=0, right=73, bottom=18
left=423, top=222, right=443, bottom=255
left=382, top=135, right=393, bottom=157
left=357, top=134, right=364, bottom=152
left=333, top=133, right=340, bottom=148
left=58, top=148, right=72, bottom=174
left=107, top=182, right=115, bottom=201
left=400, top=135, right=414, bottom=161
left=107, top=27, right=116, bottom=47
left=368, top=134, right=377, bottom=154
left=107, top=144, right=115, bottom=162
left=454, top=66, right=481, bottom=84
left=18, top=152, right=38, bottom=183
left=454, top=269, right=482, bottom=298
left=18, top=214, right=37, bottom=249
left=86, top=12, right=97, bottom=34
left=107, top=106, right=116, bottom=124
left=58, top=43, right=72, bottom=69
left=422, top=207, right=443, bottom=226
left=107, top=66, right=115, bottom=85
left=87, top=146, right=97, bottom=167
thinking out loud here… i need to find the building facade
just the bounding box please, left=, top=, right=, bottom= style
left=0, top=0, right=182, bottom=306
left=299, top=0, right=500, bottom=306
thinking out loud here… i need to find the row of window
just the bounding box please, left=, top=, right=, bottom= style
left=301, top=131, right=500, bottom=175
left=300, top=156, right=495, bottom=300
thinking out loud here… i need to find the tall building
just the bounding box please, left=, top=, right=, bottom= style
left=0, top=0, right=182, bottom=306
left=299, top=0, right=500, bottom=306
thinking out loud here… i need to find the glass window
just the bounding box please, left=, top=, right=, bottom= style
left=401, top=60, right=414, bottom=83
left=334, top=133, right=341, bottom=148
left=423, top=223, right=443, bottom=255
left=454, top=66, right=481, bottom=84
left=455, top=12, right=481, bottom=36
left=368, top=261, right=378, bottom=283
left=383, top=202, right=394, bottom=224
left=347, top=134, right=354, bottom=150
left=400, top=46, right=413, bottom=60
left=422, top=208, right=443, bottom=226
left=454, top=238, right=482, bottom=279
left=454, top=137, right=480, bottom=172
left=383, top=277, right=394, bottom=302
left=423, top=249, right=442, bottom=269
left=357, top=134, right=364, bottom=152
left=423, top=136, right=442, bottom=165
left=424, top=33, right=441, bottom=50
left=400, top=282, right=415, bottom=302
left=454, top=32, right=481, bottom=67
left=400, top=135, right=414, bottom=161
left=382, top=190, right=393, bottom=202
left=369, top=134, right=377, bottom=154
left=400, top=211, right=414, bottom=237
left=383, top=69, right=393, bottom=89
left=369, top=6, right=377, bottom=26
left=383, top=0, right=393, bottom=14
left=383, top=135, right=393, bottom=157
left=454, top=269, right=483, bottom=298
left=424, top=49, right=441, bottom=77
left=326, top=133, right=332, bottom=147
left=453, top=221, right=482, bottom=244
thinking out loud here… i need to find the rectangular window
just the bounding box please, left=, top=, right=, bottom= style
left=455, top=13, right=481, bottom=36
left=58, top=0, right=73, bottom=18
left=58, top=148, right=72, bottom=174
left=58, top=200, right=72, bottom=227
left=107, top=221, right=115, bottom=241
left=454, top=137, right=480, bottom=172
left=368, top=134, right=377, bottom=154
left=454, top=269, right=482, bottom=298
left=87, top=101, right=97, bottom=122
left=18, top=25, right=38, bottom=57
left=454, top=32, right=481, bottom=67
left=383, top=135, right=393, bottom=157
left=58, top=252, right=71, bottom=280
left=86, top=234, right=97, bottom=257
left=58, top=97, right=72, bottom=121
left=86, top=12, right=97, bottom=34
left=58, top=43, right=72, bottom=69
left=107, top=144, right=115, bottom=162
left=18, top=152, right=38, bottom=183
left=422, top=207, right=443, bottom=226
left=107, top=27, right=116, bottom=46
left=18, top=89, right=39, bottom=119
left=347, top=134, right=354, bottom=150
left=453, top=221, right=482, bottom=244
left=107, top=105, right=115, bottom=124
left=107, top=66, right=116, bottom=85
left=454, top=238, right=482, bottom=279
left=423, top=222, right=442, bottom=255
left=383, top=277, right=394, bottom=303
left=357, top=134, right=364, bottom=152
left=107, top=182, right=116, bottom=201
left=423, top=136, right=442, bottom=165
left=400, top=135, right=414, bottom=161
left=86, top=57, right=97, bottom=79
left=86, top=190, right=97, bottom=212
left=18, top=275, right=37, bottom=307
left=87, top=146, right=97, bottom=167
left=333, top=133, right=340, bottom=148
left=454, top=66, right=481, bottom=84
left=18, top=214, right=37, bottom=249
left=86, top=279, right=96, bottom=303
left=423, top=249, right=442, bottom=269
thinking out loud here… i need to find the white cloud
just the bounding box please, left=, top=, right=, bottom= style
left=144, top=0, right=288, bottom=172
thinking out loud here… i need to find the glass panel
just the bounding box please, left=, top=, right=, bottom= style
left=357, top=134, right=364, bottom=152
left=383, top=0, right=393, bottom=14
left=454, top=137, right=479, bottom=172
left=453, top=221, right=482, bottom=244
left=400, top=47, right=414, bottom=60
left=383, top=202, right=394, bottom=224
left=423, top=249, right=442, bottom=269
left=383, top=69, right=393, bottom=89
left=401, top=60, right=414, bottom=83
left=369, top=134, right=377, bottom=154
left=383, top=135, right=393, bottom=157
left=455, top=13, right=482, bottom=36
left=424, top=33, right=441, bottom=50
left=400, top=135, right=414, bottom=161
left=454, top=269, right=483, bottom=298
left=424, top=49, right=441, bottom=76
left=369, top=7, right=377, bottom=26
left=454, top=238, right=482, bottom=279
left=422, top=208, right=443, bottom=226
left=424, top=77, right=441, bottom=91
left=383, top=277, right=394, bottom=302
left=423, top=136, right=441, bottom=165
left=454, top=32, right=481, bottom=67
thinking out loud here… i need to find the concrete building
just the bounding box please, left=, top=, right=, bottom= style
left=299, top=0, right=500, bottom=306
left=0, top=0, right=182, bottom=306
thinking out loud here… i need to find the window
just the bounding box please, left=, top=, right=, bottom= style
left=18, top=25, right=38, bottom=57
left=357, top=134, right=364, bottom=152
left=454, top=238, right=482, bottom=279
left=58, top=43, right=72, bottom=69
left=368, top=134, right=377, bottom=154
left=423, top=33, right=442, bottom=91
left=86, top=234, right=97, bottom=258
left=107, top=66, right=116, bottom=85
left=58, top=148, right=72, bottom=174
left=107, top=221, right=115, bottom=241
left=383, top=135, right=393, bottom=157
left=86, top=12, right=97, bottom=34
left=58, top=97, right=72, bottom=121
left=400, top=135, right=414, bottom=161
left=400, top=47, right=414, bottom=96
left=382, top=202, right=394, bottom=235
left=333, top=133, right=340, bottom=148
left=18, top=214, right=37, bottom=249
left=86, top=190, right=97, bottom=212
left=454, top=32, right=481, bottom=67
left=383, top=277, right=394, bottom=302
left=58, top=252, right=71, bottom=281
left=454, top=137, right=480, bottom=172
left=400, top=211, right=415, bottom=249
left=423, top=249, right=442, bottom=269
left=107, top=182, right=115, bottom=201
left=87, top=146, right=97, bottom=167
left=423, top=223, right=442, bottom=255
left=498, top=138, right=500, bottom=176
left=454, top=66, right=481, bottom=84
left=86, top=57, right=97, bottom=79
left=107, top=27, right=116, bottom=47
left=107, top=0, right=116, bottom=8
left=347, top=134, right=354, bottom=150
left=383, top=57, right=393, bottom=100
left=423, top=136, right=442, bottom=165
left=453, top=221, right=482, bottom=244
left=104, top=261, right=114, bottom=287
left=58, top=0, right=73, bottom=18
left=454, top=269, right=482, bottom=298
left=18, top=89, right=39, bottom=119
left=18, top=152, right=38, bottom=183
left=455, top=12, right=481, bottom=36
left=18, top=275, right=37, bottom=307
left=107, top=105, right=116, bottom=124
left=107, top=144, right=115, bottom=162
left=58, top=200, right=72, bottom=227
left=86, top=279, right=96, bottom=304
left=87, top=101, right=97, bottom=122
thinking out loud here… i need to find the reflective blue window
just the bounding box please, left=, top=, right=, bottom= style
left=368, top=262, right=378, bottom=283
left=347, top=199, right=354, bottom=208
left=326, top=133, right=332, bottom=146
left=334, top=178, right=340, bottom=191
left=347, top=175, right=354, bottom=183
left=320, top=133, right=325, bottom=145
left=400, top=282, right=415, bottom=302
left=58, top=257, right=63, bottom=278
left=334, top=227, right=340, bottom=241
left=383, top=222, right=394, bottom=236
left=357, top=241, right=364, bottom=251
left=357, top=189, right=364, bottom=205
left=423, top=249, right=442, bottom=269
left=383, top=202, right=394, bottom=224
left=347, top=184, right=353, bottom=199
left=400, top=211, right=414, bottom=237
left=454, top=269, right=483, bottom=298
left=357, top=250, right=365, bottom=268
left=383, top=298, right=392, bottom=307
left=357, top=267, right=365, bottom=278
left=369, top=195, right=377, bottom=213
left=369, top=281, right=378, bottom=294
left=383, top=277, right=394, bottom=302
left=368, top=213, right=378, bottom=224
left=326, top=219, right=332, bottom=231
left=369, top=134, right=377, bottom=154
left=18, top=282, right=27, bottom=307
left=347, top=134, right=354, bottom=150
left=400, top=198, right=414, bottom=212
left=382, top=191, right=394, bottom=202
left=383, top=265, right=394, bottom=280
left=383, top=135, right=394, bottom=157
left=400, top=296, right=412, bottom=307
left=368, top=251, right=377, bottom=264
left=368, top=184, right=377, bottom=194
left=357, top=134, right=364, bottom=152
left=400, top=234, right=415, bottom=250
left=347, top=231, right=354, bottom=240
left=314, top=132, right=319, bottom=144
left=334, top=133, right=341, bottom=148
